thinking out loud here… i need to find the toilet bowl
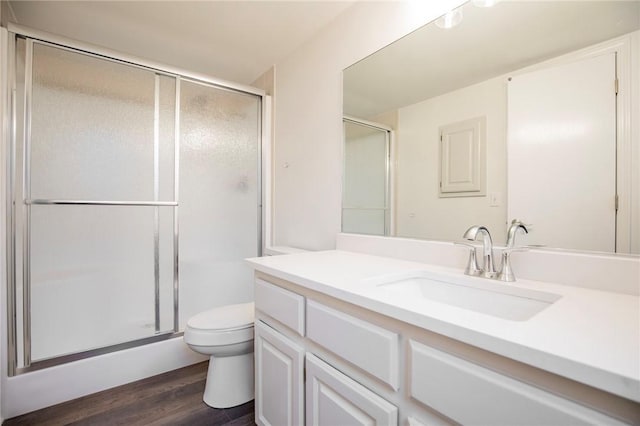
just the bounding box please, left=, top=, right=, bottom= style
left=183, top=302, right=255, bottom=408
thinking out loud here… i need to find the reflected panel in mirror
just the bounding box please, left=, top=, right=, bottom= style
left=342, top=118, right=391, bottom=236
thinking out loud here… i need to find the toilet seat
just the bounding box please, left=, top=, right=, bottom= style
left=184, top=302, right=255, bottom=346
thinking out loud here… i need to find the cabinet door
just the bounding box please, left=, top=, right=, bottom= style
left=255, top=321, right=304, bottom=426
left=306, top=353, right=398, bottom=426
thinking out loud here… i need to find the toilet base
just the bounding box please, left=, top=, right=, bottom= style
left=203, top=352, right=255, bottom=408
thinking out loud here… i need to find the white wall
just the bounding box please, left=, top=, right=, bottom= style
left=0, top=1, right=11, bottom=27
left=272, top=0, right=466, bottom=250
left=372, top=110, right=398, bottom=131
left=395, top=76, right=508, bottom=243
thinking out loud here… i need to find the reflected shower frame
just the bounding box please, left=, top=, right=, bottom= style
left=342, top=115, right=394, bottom=237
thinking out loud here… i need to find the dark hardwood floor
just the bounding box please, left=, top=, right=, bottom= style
left=3, top=362, right=255, bottom=426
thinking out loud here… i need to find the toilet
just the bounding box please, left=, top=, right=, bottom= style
left=183, top=302, right=255, bottom=408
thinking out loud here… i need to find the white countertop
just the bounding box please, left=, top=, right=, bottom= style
left=246, top=250, right=640, bottom=403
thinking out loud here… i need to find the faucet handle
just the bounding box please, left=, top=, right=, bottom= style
left=495, top=246, right=530, bottom=282
left=454, top=241, right=482, bottom=276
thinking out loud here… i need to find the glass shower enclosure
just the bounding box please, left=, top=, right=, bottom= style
left=7, top=34, right=262, bottom=373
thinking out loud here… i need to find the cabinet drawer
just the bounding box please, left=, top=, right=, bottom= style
left=255, top=278, right=305, bottom=336
left=306, top=300, right=399, bottom=390
left=306, top=353, right=397, bottom=426
left=409, top=340, right=625, bottom=425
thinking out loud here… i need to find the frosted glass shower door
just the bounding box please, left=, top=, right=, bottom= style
left=179, top=80, right=261, bottom=327
left=20, top=41, right=177, bottom=363
left=29, top=206, right=175, bottom=360
left=11, top=36, right=263, bottom=370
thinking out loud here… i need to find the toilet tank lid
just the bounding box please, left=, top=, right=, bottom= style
left=187, top=302, right=255, bottom=330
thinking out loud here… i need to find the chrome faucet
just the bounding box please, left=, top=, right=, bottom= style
left=457, top=224, right=529, bottom=282
left=506, top=220, right=528, bottom=247
left=500, top=220, right=530, bottom=282
left=463, top=225, right=497, bottom=278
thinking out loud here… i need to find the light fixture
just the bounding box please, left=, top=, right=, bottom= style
left=435, top=8, right=464, bottom=29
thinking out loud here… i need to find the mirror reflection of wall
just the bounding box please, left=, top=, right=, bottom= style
left=342, top=0, right=640, bottom=254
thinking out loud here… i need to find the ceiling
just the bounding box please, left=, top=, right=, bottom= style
left=7, top=0, right=355, bottom=85
left=344, top=1, right=640, bottom=118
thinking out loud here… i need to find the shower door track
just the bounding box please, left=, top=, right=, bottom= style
left=16, top=332, right=183, bottom=374
left=26, top=200, right=179, bottom=206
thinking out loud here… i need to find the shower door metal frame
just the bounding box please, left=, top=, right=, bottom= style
left=5, top=24, right=265, bottom=376
left=342, top=115, right=395, bottom=236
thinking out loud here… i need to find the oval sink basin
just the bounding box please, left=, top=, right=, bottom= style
left=364, top=271, right=561, bottom=321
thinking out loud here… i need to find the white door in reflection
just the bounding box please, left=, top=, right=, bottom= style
left=508, top=53, right=616, bottom=252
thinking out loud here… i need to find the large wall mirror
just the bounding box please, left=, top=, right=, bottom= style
left=342, top=0, right=640, bottom=255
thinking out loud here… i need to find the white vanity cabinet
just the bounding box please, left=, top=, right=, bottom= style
left=254, top=275, right=399, bottom=426
left=255, top=321, right=304, bottom=426
left=254, top=272, right=638, bottom=426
